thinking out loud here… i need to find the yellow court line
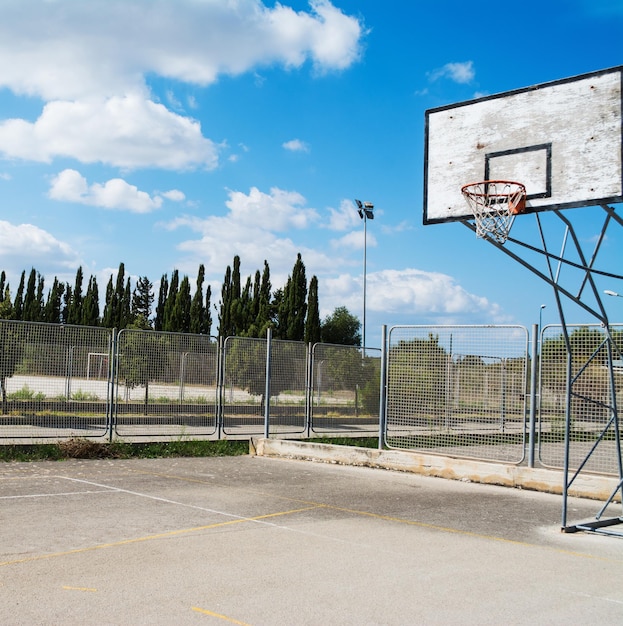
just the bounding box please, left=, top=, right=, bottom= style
left=191, top=606, right=251, bottom=625
left=0, top=506, right=319, bottom=568
left=130, top=468, right=619, bottom=563
left=63, top=585, right=98, bottom=593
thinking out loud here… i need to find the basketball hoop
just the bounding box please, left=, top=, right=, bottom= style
left=461, top=180, right=527, bottom=243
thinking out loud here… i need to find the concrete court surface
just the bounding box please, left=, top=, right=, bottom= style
left=0, top=454, right=622, bottom=625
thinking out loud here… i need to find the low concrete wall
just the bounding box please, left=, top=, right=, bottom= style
left=251, top=438, right=620, bottom=502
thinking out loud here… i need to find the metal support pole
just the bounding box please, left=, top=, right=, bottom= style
left=363, top=214, right=367, bottom=357
left=528, top=323, right=538, bottom=468
left=264, top=327, right=272, bottom=439
left=107, top=329, right=118, bottom=442
left=378, top=325, right=387, bottom=450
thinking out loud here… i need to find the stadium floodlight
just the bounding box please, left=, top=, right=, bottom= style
left=354, top=199, right=375, bottom=356
left=604, top=289, right=622, bottom=298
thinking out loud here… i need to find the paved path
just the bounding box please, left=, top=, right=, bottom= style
left=1, top=455, right=622, bottom=625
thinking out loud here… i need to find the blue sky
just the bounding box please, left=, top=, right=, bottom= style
left=0, top=0, right=621, bottom=345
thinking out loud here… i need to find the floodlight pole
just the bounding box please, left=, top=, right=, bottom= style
left=355, top=200, right=374, bottom=357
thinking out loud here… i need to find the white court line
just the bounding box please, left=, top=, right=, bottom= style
left=56, top=475, right=306, bottom=525
left=0, top=490, right=117, bottom=500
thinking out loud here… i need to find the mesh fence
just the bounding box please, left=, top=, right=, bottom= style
left=538, top=323, right=623, bottom=475
left=0, top=320, right=112, bottom=439
left=114, top=329, right=218, bottom=438
left=310, top=343, right=381, bottom=434
left=221, top=337, right=308, bottom=435
left=385, top=325, right=529, bottom=463
left=269, top=339, right=307, bottom=434
left=222, top=336, right=268, bottom=435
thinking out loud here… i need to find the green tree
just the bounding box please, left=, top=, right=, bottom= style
left=132, top=276, right=154, bottom=328
left=0, top=286, right=13, bottom=320
left=321, top=306, right=361, bottom=346
left=102, top=263, right=129, bottom=329
left=190, top=265, right=208, bottom=335
left=82, top=276, right=100, bottom=326
left=13, top=271, right=25, bottom=321
left=163, top=269, right=179, bottom=331
left=23, top=268, right=44, bottom=322
left=44, top=278, right=64, bottom=323
left=219, top=257, right=243, bottom=337
left=171, top=275, right=192, bottom=332
left=275, top=254, right=307, bottom=341
left=305, top=275, right=321, bottom=344
left=154, top=274, right=168, bottom=331
left=67, top=267, right=84, bottom=325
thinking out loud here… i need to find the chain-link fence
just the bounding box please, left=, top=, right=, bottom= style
left=310, top=343, right=380, bottom=434
left=114, top=329, right=218, bottom=438
left=538, top=323, right=623, bottom=475
left=385, top=325, right=529, bottom=463
left=1, top=318, right=620, bottom=479
left=0, top=320, right=112, bottom=439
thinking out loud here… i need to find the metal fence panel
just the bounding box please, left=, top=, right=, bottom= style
left=310, top=343, right=381, bottom=435
left=221, top=336, right=268, bottom=435
left=538, top=323, right=623, bottom=474
left=114, top=329, right=218, bottom=438
left=0, top=320, right=112, bottom=439
left=221, top=337, right=309, bottom=435
left=385, top=325, right=529, bottom=463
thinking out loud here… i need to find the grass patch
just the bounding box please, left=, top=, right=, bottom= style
left=0, top=438, right=249, bottom=462
left=304, top=437, right=380, bottom=449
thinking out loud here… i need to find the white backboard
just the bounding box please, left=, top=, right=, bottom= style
left=423, top=66, right=623, bottom=224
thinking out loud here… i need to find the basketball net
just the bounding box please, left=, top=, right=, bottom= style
left=461, top=180, right=527, bottom=244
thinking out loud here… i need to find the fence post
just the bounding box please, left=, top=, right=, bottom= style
left=217, top=336, right=224, bottom=440
left=264, top=327, right=273, bottom=439
left=108, top=328, right=118, bottom=442
left=378, top=325, right=387, bottom=450
left=528, top=323, right=538, bottom=468
left=305, top=342, right=312, bottom=438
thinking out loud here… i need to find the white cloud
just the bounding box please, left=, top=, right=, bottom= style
left=429, top=61, right=475, bottom=84
left=321, top=267, right=499, bottom=322
left=283, top=138, right=310, bottom=152
left=48, top=169, right=178, bottom=213
left=0, top=2, right=363, bottom=170
left=0, top=220, right=80, bottom=278
left=161, top=190, right=186, bottom=202
left=163, top=186, right=332, bottom=285
left=0, top=95, right=218, bottom=170
left=326, top=199, right=366, bottom=231
left=0, top=1, right=364, bottom=101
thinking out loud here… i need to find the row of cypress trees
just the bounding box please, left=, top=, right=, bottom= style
left=0, top=254, right=321, bottom=342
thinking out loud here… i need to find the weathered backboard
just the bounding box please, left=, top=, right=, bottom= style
left=423, top=66, right=623, bottom=224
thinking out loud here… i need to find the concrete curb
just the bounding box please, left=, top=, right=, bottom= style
left=250, top=438, right=620, bottom=502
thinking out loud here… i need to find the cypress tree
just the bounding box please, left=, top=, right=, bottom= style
left=172, top=275, right=192, bottom=332
left=205, top=284, right=212, bottom=337
left=286, top=253, right=307, bottom=341
left=190, top=265, right=206, bottom=334
left=23, top=268, right=43, bottom=322
left=305, top=275, right=321, bottom=344
left=132, top=276, right=154, bottom=328
left=67, top=267, right=84, bottom=325
left=44, top=278, right=65, bottom=324
left=120, top=277, right=132, bottom=329
left=163, top=269, right=179, bottom=331
left=218, top=264, right=232, bottom=337
left=61, top=284, right=72, bottom=324
left=154, top=274, right=168, bottom=331
left=13, top=270, right=25, bottom=321
left=102, top=275, right=115, bottom=328
left=82, top=276, right=100, bottom=326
